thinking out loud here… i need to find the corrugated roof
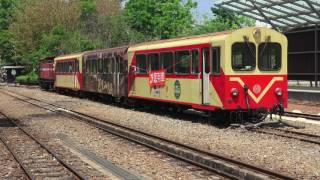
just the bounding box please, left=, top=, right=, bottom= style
left=215, top=0, right=320, bottom=30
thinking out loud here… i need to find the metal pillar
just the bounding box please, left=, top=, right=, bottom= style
left=315, top=25, right=319, bottom=87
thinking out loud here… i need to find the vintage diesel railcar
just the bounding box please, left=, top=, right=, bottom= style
left=52, top=27, right=287, bottom=116
left=39, top=56, right=55, bottom=90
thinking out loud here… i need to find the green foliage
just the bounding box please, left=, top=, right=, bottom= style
left=124, top=0, right=197, bottom=39
left=16, top=71, right=38, bottom=85
left=23, top=25, right=98, bottom=68
left=193, top=7, right=255, bottom=35
left=80, top=0, right=97, bottom=20
left=0, top=0, right=17, bottom=65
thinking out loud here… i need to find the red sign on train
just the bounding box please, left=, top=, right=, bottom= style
left=149, top=70, right=166, bottom=87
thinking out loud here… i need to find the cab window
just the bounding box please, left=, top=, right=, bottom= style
left=258, top=43, right=281, bottom=71
left=232, top=42, right=256, bottom=71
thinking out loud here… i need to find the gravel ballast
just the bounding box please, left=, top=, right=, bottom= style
left=0, top=92, right=220, bottom=179
left=1, top=86, right=320, bottom=179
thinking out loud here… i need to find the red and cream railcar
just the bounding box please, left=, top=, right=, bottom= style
left=54, top=53, right=84, bottom=91
left=127, top=27, right=287, bottom=114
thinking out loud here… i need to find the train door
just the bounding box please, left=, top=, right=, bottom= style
left=113, top=54, right=119, bottom=96
left=202, top=47, right=210, bottom=105
left=73, top=59, right=77, bottom=89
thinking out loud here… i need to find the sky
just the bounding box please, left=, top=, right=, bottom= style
left=193, top=0, right=215, bottom=21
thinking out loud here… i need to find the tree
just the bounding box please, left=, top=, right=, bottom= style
left=0, top=0, right=17, bottom=65
left=124, top=0, right=197, bottom=39
left=193, top=7, right=255, bottom=35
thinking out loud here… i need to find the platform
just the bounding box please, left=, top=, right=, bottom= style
left=288, top=86, right=320, bottom=104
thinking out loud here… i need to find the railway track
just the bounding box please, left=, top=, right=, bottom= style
left=0, top=112, right=86, bottom=180
left=283, top=111, right=320, bottom=121
left=254, top=128, right=320, bottom=145
left=0, top=88, right=295, bottom=179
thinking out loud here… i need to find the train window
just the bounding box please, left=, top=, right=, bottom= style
left=98, top=58, right=103, bottom=73
left=232, top=42, right=256, bottom=71
left=62, top=62, right=66, bottom=73
left=106, top=56, right=113, bottom=73
left=175, top=50, right=190, bottom=74
left=148, top=53, right=159, bottom=71
left=136, top=54, right=147, bottom=74
left=120, top=58, right=127, bottom=73
left=89, top=60, right=93, bottom=73
left=86, top=60, right=89, bottom=73
left=102, top=57, right=106, bottom=73
left=160, top=52, right=174, bottom=74
left=191, top=49, right=199, bottom=74
left=203, top=48, right=210, bottom=74
left=75, top=61, right=79, bottom=72
left=68, top=62, right=73, bottom=72
left=258, top=43, right=281, bottom=71
left=212, top=47, right=220, bottom=74
left=93, top=59, right=97, bottom=74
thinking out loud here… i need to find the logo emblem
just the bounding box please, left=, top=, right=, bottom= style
left=174, top=80, right=181, bottom=99
left=253, top=84, right=261, bottom=94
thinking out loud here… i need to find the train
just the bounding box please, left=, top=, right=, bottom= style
left=39, top=27, right=288, bottom=120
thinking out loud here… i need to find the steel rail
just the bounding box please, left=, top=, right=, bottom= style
left=0, top=89, right=295, bottom=180
left=0, top=133, right=32, bottom=180
left=0, top=111, right=86, bottom=180
left=283, top=111, right=320, bottom=121
left=254, top=128, right=320, bottom=145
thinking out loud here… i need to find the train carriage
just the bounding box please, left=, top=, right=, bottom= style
left=50, top=27, right=287, bottom=119
left=83, top=47, right=128, bottom=97
left=39, top=56, right=55, bottom=90
left=54, top=53, right=84, bottom=91
left=127, top=27, right=287, bottom=114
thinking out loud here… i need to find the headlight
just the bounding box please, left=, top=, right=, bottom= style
left=275, top=88, right=282, bottom=96
left=231, top=88, right=239, bottom=97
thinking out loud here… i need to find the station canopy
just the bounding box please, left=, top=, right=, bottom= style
left=215, top=0, right=320, bottom=30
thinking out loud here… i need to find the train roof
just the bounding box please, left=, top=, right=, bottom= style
left=84, top=46, right=129, bottom=56
left=54, top=52, right=84, bottom=61
left=128, top=27, right=284, bottom=52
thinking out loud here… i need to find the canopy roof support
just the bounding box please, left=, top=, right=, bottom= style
left=215, top=0, right=320, bottom=30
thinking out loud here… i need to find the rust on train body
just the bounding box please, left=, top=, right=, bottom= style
left=83, top=46, right=128, bottom=97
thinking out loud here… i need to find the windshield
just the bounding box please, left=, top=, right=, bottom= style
left=258, top=43, right=281, bottom=71
left=232, top=42, right=256, bottom=71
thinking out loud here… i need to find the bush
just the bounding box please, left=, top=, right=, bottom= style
left=16, top=71, right=38, bottom=85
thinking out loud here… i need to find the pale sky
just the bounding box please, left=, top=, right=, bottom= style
left=193, top=0, right=215, bottom=21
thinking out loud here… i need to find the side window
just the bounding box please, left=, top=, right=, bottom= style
left=160, top=52, right=174, bottom=74
left=107, top=55, right=113, bottom=73
left=98, top=58, right=103, bottom=73
left=93, top=59, right=97, bottom=74
left=68, top=62, right=73, bottom=72
left=63, top=62, right=66, bottom=72
left=102, top=56, right=107, bottom=73
left=203, top=48, right=210, bottom=73
left=75, top=61, right=79, bottom=72
left=136, top=54, right=147, bottom=74
left=89, top=60, right=93, bottom=73
left=86, top=60, right=89, bottom=73
left=148, top=53, right=159, bottom=71
left=191, top=49, right=199, bottom=74
left=212, top=47, right=220, bottom=74
left=175, top=50, right=190, bottom=74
